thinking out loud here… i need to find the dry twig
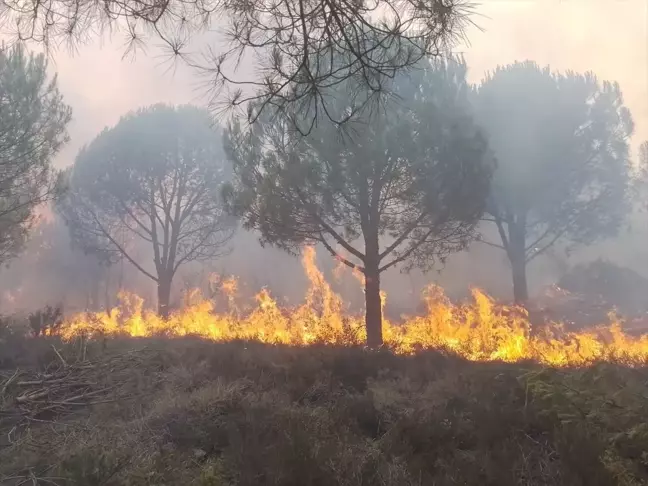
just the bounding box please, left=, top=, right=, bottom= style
left=0, top=347, right=155, bottom=451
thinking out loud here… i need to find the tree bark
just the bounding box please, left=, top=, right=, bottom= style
left=508, top=220, right=529, bottom=304
left=511, top=254, right=528, bottom=303
left=157, top=275, right=172, bottom=319
left=364, top=261, right=383, bottom=348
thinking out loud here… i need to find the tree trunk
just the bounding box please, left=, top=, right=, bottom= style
left=508, top=221, right=529, bottom=304
left=511, top=254, right=528, bottom=303
left=364, top=262, right=383, bottom=348
left=157, top=275, right=172, bottom=319
left=89, top=277, right=99, bottom=311
left=103, top=271, right=111, bottom=311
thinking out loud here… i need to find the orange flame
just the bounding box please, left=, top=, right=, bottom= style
left=57, top=247, right=648, bottom=366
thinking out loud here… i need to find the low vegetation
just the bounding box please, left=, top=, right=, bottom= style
left=1, top=333, right=647, bottom=486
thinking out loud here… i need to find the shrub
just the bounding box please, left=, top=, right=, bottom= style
left=1, top=337, right=647, bottom=485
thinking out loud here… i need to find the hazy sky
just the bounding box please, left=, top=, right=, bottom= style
left=2, top=0, right=646, bottom=310
left=46, top=0, right=647, bottom=168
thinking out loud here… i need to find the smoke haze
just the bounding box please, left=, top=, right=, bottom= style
left=1, top=0, right=646, bottom=315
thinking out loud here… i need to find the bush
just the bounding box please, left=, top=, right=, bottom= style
left=28, top=304, right=63, bottom=337
left=558, top=259, right=648, bottom=317
left=1, top=337, right=647, bottom=485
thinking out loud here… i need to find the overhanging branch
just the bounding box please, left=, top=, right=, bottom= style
left=378, top=227, right=435, bottom=273
left=477, top=238, right=505, bottom=250
left=378, top=212, right=427, bottom=260
left=87, top=207, right=159, bottom=282
left=293, top=186, right=365, bottom=262
left=318, top=233, right=365, bottom=273
left=525, top=230, right=566, bottom=263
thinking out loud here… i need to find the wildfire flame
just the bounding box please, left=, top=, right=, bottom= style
left=57, top=247, right=648, bottom=366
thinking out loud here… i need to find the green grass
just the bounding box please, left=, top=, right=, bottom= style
left=1, top=335, right=648, bottom=485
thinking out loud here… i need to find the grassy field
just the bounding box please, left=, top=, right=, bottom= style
left=1, top=335, right=648, bottom=486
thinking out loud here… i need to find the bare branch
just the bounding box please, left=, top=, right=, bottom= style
left=477, top=238, right=505, bottom=250
left=318, top=233, right=364, bottom=272
left=86, top=204, right=159, bottom=282
left=378, top=227, right=435, bottom=273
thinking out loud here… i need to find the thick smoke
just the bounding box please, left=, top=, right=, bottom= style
left=0, top=0, right=645, bottom=316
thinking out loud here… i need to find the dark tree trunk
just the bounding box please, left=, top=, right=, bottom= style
left=103, top=272, right=111, bottom=311
left=157, top=275, right=172, bottom=319
left=87, top=278, right=98, bottom=311
left=511, top=255, right=528, bottom=303
left=508, top=220, right=528, bottom=304
left=362, top=186, right=383, bottom=348
left=364, top=262, right=383, bottom=348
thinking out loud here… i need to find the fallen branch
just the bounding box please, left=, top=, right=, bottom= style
left=1, top=369, right=20, bottom=398
left=15, top=389, right=53, bottom=404
left=50, top=345, right=68, bottom=367
left=16, top=378, right=73, bottom=387
left=16, top=380, right=95, bottom=387
left=1, top=345, right=155, bottom=445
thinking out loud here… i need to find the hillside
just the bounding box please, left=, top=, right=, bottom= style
left=1, top=336, right=648, bottom=486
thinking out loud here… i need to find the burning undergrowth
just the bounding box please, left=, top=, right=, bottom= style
left=2, top=250, right=648, bottom=484
left=45, top=248, right=648, bottom=367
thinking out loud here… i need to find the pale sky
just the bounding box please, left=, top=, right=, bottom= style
left=46, top=0, right=647, bottom=168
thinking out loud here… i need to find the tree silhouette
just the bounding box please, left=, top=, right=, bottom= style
left=59, top=104, right=235, bottom=317
left=0, top=45, right=71, bottom=265
left=473, top=61, right=634, bottom=303
left=2, top=0, right=475, bottom=133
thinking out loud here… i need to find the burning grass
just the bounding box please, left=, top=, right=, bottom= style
left=1, top=337, right=648, bottom=485
left=53, top=248, right=648, bottom=367
left=2, top=249, right=648, bottom=484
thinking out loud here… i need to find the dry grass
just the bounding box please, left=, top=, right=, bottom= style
left=1, top=334, right=648, bottom=485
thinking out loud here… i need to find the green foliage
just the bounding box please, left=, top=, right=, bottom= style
left=524, top=365, right=648, bottom=485
left=0, top=44, right=71, bottom=264
left=225, top=57, right=492, bottom=268
left=224, top=57, right=493, bottom=345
